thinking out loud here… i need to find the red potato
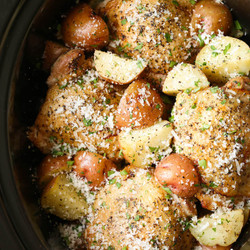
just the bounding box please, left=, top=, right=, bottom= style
left=62, top=3, right=109, bottom=51
left=115, top=79, right=164, bottom=129
left=191, top=0, right=233, bottom=37
left=74, top=151, right=117, bottom=187
left=47, top=49, right=86, bottom=86
left=201, top=245, right=231, bottom=250
left=155, top=154, right=199, bottom=198
left=37, top=155, right=72, bottom=188
left=42, top=40, right=69, bottom=71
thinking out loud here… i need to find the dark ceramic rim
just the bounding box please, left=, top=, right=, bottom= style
left=0, top=0, right=47, bottom=249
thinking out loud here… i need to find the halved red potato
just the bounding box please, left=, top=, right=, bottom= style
left=196, top=188, right=247, bottom=211
left=162, top=63, right=210, bottom=96
left=42, top=40, right=69, bottom=71
left=46, top=49, right=87, bottom=86
left=191, top=0, right=233, bottom=37
left=200, top=244, right=231, bottom=250
left=37, top=155, right=73, bottom=188
left=62, top=3, right=109, bottom=51
left=155, top=154, right=199, bottom=198
left=94, top=50, right=147, bottom=85
left=118, top=120, right=173, bottom=168
left=195, top=36, right=250, bottom=84
left=73, top=151, right=117, bottom=187
left=41, top=174, right=88, bottom=220
left=116, top=79, right=164, bottom=129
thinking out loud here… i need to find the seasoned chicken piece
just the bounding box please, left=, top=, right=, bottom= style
left=173, top=77, right=250, bottom=197
left=196, top=187, right=248, bottom=211
left=99, top=0, right=197, bottom=74
left=28, top=69, right=125, bottom=161
left=85, top=168, right=196, bottom=249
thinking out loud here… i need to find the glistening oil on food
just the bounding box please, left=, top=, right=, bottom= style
left=27, top=0, right=250, bottom=249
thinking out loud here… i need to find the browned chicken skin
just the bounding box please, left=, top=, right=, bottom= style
left=85, top=168, right=196, bottom=249
left=173, top=77, right=250, bottom=197
left=28, top=69, right=125, bottom=161
left=99, top=0, right=197, bottom=74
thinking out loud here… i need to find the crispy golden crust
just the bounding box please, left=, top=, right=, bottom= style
left=173, top=82, right=250, bottom=197
left=85, top=168, right=195, bottom=249
left=28, top=70, right=125, bottom=161
left=99, top=0, right=198, bottom=74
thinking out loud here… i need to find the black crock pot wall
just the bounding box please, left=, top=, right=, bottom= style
left=0, top=0, right=75, bottom=249
left=0, top=0, right=249, bottom=249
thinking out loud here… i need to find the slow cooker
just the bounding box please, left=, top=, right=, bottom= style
left=0, top=0, right=249, bottom=249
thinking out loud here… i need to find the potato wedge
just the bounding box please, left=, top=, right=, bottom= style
left=190, top=209, right=244, bottom=247
left=118, top=120, right=173, bottom=167
left=116, top=79, right=164, bottom=129
left=162, top=63, right=210, bottom=95
left=94, top=50, right=147, bottom=84
left=196, top=36, right=250, bottom=84
left=41, top=174, right=88, bottom=220
left=38, top=155, right=73, bottom=188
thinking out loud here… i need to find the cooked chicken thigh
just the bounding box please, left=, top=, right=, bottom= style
left=173, top=77, right=250, bottom=197
left=85, top=168, right=195, bottom=249
left=99, top=0, right=197, bottom=74
left=29, top=69, right=124, bottom=161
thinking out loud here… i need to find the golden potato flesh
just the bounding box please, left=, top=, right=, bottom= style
left=28, top=69, right=125, bottom=161
left=100, top=0, right=197, bottom=74
left=196, top=187, right=248, bottom=211
left=41, top=174, right=88, bottom=220
left=85, top=168, right=195, bottom=249
left=155, top=153, right=199, bottom=198
left=173, top=83, right=250, bottom=197
left=62, top=3, right=109, bottom=51
left=42, top=40, right=69, bottom=71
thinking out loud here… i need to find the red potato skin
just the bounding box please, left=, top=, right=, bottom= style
left=42, top=40, right=69, bottom=71
left=115, top=79, right=164, bottom=129
left=62, top=3, right=109, bottom=51
left=38, top=155, right=71, bottom=187
left=191, top=0, right=233, bottom=37
left=201, top=244, right=231, bottom=250
left=74, top=151, right=117, bottom=187
left=47, top=49, right=86, bottom=86
left=155, top=154, right=200, bottom=198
